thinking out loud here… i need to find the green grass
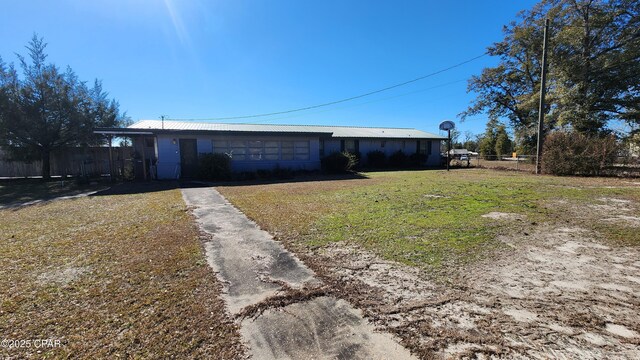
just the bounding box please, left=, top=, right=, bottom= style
left=218, top=169, right=640, bottom=269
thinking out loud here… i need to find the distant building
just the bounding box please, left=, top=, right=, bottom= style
left=448, top=149, right=470, bottom=159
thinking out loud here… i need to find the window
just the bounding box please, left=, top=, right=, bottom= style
left=230, top=140, right=247, bottom=160
left=281, top=141, right=294, bottom=160
left=264, top=141, right=279, bottom=160
left=248, top=140, right=263, bottom=160
left=294, top=141, right=310, bottom=160
left=210, top=139, right=310, bottom=161
left=345, top=140, right=356, bottom=153
left=213, top=140, right=228, bottom=155
left=341, top=139, right=358, bottom=153
left=418, top=140, right=432, bottom=156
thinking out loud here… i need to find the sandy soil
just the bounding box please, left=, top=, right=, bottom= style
left=305, top=198, right=640, bottom=359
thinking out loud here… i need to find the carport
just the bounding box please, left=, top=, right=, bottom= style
left=94, top=128, right=156, bottom=181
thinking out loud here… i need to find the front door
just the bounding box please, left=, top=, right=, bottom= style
left=179, top=139, right=198, bottom=179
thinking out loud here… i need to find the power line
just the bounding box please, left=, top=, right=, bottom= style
left=169, top=53, right=488, bottom=121
left=239, top=78, right=468, bottom=124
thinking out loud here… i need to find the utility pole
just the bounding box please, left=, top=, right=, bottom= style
left=160, top=115, right=166, bottom=130
left=535, top=18, right=550, bottom=175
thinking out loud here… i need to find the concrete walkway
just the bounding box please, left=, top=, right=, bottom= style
left=181, top=186, right=414, bottom=360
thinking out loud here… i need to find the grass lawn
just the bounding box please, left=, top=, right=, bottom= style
left=0, top=183, right=244, bottom=358
left=218, top=169, right=640, bottom=269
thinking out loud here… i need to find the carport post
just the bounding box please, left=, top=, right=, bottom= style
left=108, top=135, right=114, bottom=182
left=140, top=136, right=148, bottom=181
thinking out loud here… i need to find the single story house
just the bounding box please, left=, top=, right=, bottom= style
left=95, top=120, right=446, bottom=180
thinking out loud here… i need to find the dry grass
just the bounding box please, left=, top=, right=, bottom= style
left=0, top=183, right=244, bottom=359
left=476, top=159, right=536, bottom=172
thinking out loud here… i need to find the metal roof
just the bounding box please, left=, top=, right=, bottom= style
left=128, top=120, right=446, bottom=139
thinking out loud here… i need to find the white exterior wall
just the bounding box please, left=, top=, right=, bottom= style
left=426, top=140, right=441, bottom=166
left=155, top=133, right=321, bottom=179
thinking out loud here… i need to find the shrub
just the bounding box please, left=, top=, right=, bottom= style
left=409, top=152, right=427, bottom=166
left=321, top=151, right=358, bottom=173
left=542, top=131, right=620, bottom=176
left=197, top=153, right=232, bottom=181
left=388, top=150, right=408, bottom=168
left=233, top=171, right=257, bottom=181
left=256, top=169, right=272, bottom=179
left=272, top=165, right=295, bottom=179
left=75, top=174, right=90, bottom=185
left=351, top=151, right=362, bottom=168
left=366, top=150, right=386, bottom=168
left=122, top=160, right=135, bottom=181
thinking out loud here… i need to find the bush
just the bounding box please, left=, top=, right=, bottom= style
left=123, top=160, right=135, bottom=181
left=233, top=171, right=257, bottom=181
left=542, top=131, right=620, bottom=176
left=75, top=174, right=90, bottom=185
left=409, top=152, right=427, bottom=166
left=256, top=169, right=272, bottom=179
left=321, top=151, right=358, bottom=173
left=351, top=151, right=362, bottom=169
left=272, top=165, right=294, bottom=179
left=388, top=150, right=408, bottom=168
left=197, top=153, right=232, bottom=181
left=366, top=150, right=386, bottom=168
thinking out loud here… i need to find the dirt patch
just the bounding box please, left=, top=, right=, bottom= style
left=589, top=197, right=635, bottom=214
left=481, top=212, right=525, bottom=221
left=302, top=224, right=640, bottom=359
left=603, top=215, right=640, bottom=227
left=37, top=266, right=90, bottom=286
left=423, top=194, right=449, bottom=199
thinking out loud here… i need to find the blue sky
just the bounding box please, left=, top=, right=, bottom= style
left=1, top=0, right=538, bottom=136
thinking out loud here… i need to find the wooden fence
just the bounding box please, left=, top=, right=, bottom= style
left=0, top=147, right=133, bottom=178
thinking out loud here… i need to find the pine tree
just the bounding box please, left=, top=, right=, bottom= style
left=0, top=35, right=126, bottom=179
left=479, top=119, right=499, bottom=159
left=494, top=125, right=513, bottom=158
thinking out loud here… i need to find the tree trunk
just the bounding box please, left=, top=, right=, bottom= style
left=41, top=148, right=51, bottom=180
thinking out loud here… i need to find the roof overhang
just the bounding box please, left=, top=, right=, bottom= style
left=94, top=127, right=333, bottom=137
left=330, top=135, right=447, bottom=140
left=94, top=126, right=446, bottom=140
left=94, top=128, right=154, bottom=136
